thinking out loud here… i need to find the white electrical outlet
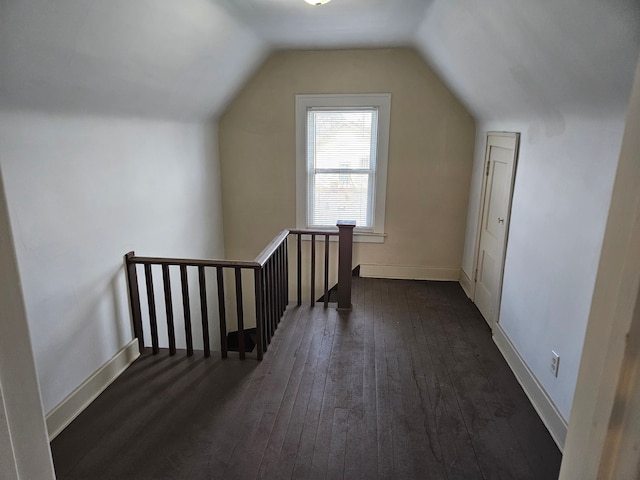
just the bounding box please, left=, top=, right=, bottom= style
left=551, top=351, right=560, bottom=377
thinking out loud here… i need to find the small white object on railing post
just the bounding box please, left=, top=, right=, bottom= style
left=336, top=220, right=356, bottom=311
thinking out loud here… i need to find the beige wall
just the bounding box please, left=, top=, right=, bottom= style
left=219, top=48, right=475, bottom=277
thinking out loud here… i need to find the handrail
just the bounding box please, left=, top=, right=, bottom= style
left=124, top=222, right=354, bottom=362
left=253, top=229, right=289, bottom=267
left=127, top=230, right=336, bottom=270
left=287, top=228, right=339, bottom=236
left=127, top=256, right=259, bottom=269
left=127, top=229, right=339, bottom=270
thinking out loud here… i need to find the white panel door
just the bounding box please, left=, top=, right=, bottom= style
left=474, top=133, right=519, bottom=327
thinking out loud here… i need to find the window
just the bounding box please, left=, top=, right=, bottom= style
left=296, top=94, right=390, bottom=242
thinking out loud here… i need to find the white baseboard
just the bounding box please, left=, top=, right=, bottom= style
left=359, top=264, right=460, bottom=281
left=459, top=269, right=473, bottom=298
left=493, top=324, right=567, bottom=451
left=46, top=339, right=140, bottom=441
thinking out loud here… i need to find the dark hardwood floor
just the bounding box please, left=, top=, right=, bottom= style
left=51, top=277, right=562, bottom=480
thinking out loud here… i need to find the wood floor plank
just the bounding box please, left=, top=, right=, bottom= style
left=222, top=305, right=312, bottom=479
left=436, top=303, right=530, bottom=478
left=291, top=308, right=339, bottom=479
left=307, top=308, right=348, bottom=479
left=379, top=279, right=414, bottom=479
left=394, top=282, right=447, bottom=479
left=359, top=277, right=379, bottom=480
left=275, top=308, right=338, bottom=480
left=439, top=281, right=563, bottom=479
left=343, top=276, right=366, bottom=480
left=432, top=282, right=532, bottom=479
left=326, top=407, right=350, bottom=478
left=257, top=307, right=327, bottom=479
left=408, top=282, right=485, bottom=480
left=403, top=282, right=448, bottom=472
left=51, top=278, right=562, bottom=480
left=372, top=278, right=395, bottom=479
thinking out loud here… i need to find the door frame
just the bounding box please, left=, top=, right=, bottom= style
left=471, top=131, right=520, bottom=328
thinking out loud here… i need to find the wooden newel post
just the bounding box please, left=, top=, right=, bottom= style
left=124, top=252, right=144, bottom=353
left=254, top=268, right=264, bottom=361
left=336, top=220, right=355, bottom=311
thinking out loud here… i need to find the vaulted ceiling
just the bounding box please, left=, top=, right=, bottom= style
left=0, top=0, right=638, bottom=121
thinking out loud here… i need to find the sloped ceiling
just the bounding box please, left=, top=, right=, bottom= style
left=215, top=0, right=431, bottom=48
left=0, top=0, right=267, bottom=120
left=415, top=0, right=640, bottom=121
left=0, top=0, right=638, bottom=121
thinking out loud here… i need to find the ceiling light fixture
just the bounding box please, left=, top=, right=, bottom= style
left=304, top=0, right=331, bottom=5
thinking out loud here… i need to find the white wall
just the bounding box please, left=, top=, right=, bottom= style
left=0, top=111, right=225, bottom=414
left=559, top=52, right=640, bottom=480
left=461, top=113, right=626, bottom=421
left=414, top=0, right=639, bottom=122
left=0, top=0, right=267, bottom=120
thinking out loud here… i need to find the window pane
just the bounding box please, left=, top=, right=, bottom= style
left=309, top=110, right=376, bottom=170
left=311, top=173, right=370, bottom=227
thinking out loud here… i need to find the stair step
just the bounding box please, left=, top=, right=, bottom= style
left=226, top=328, right=257, bottom=352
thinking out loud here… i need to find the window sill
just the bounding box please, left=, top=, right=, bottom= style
left=297, top=231, right=386, bottom=244
left=353, top=232, right=386, bottom=243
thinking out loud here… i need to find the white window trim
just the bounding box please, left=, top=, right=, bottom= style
left=295, top=94, right=391, bottom=243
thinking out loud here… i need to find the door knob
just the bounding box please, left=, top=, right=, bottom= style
left=498, top=217, right=504, bottom=224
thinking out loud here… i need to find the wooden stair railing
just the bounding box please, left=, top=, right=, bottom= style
left=124, top=222, right=354, bottom=361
